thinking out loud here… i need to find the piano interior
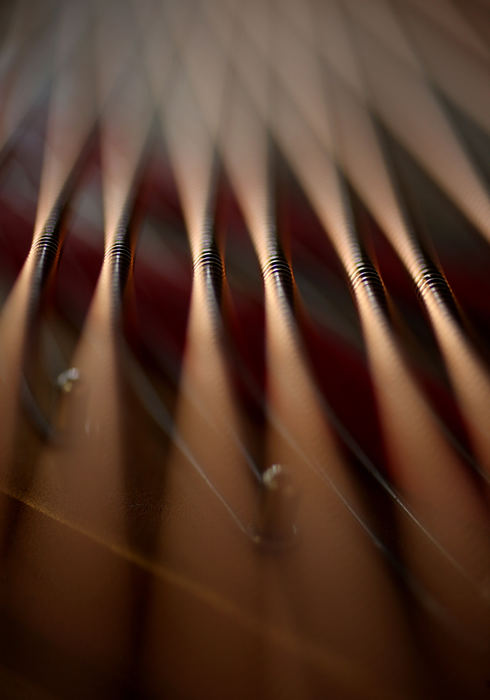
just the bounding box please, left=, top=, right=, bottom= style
left=0, top=0, right=489, bottom=698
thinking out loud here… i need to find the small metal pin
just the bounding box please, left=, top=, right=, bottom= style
left=251, top=464, right=299, bottom=549
left=56, top=367, right=80, bottom=393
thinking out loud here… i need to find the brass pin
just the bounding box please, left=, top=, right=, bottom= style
left=252, top=464, right=299, bottom=549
